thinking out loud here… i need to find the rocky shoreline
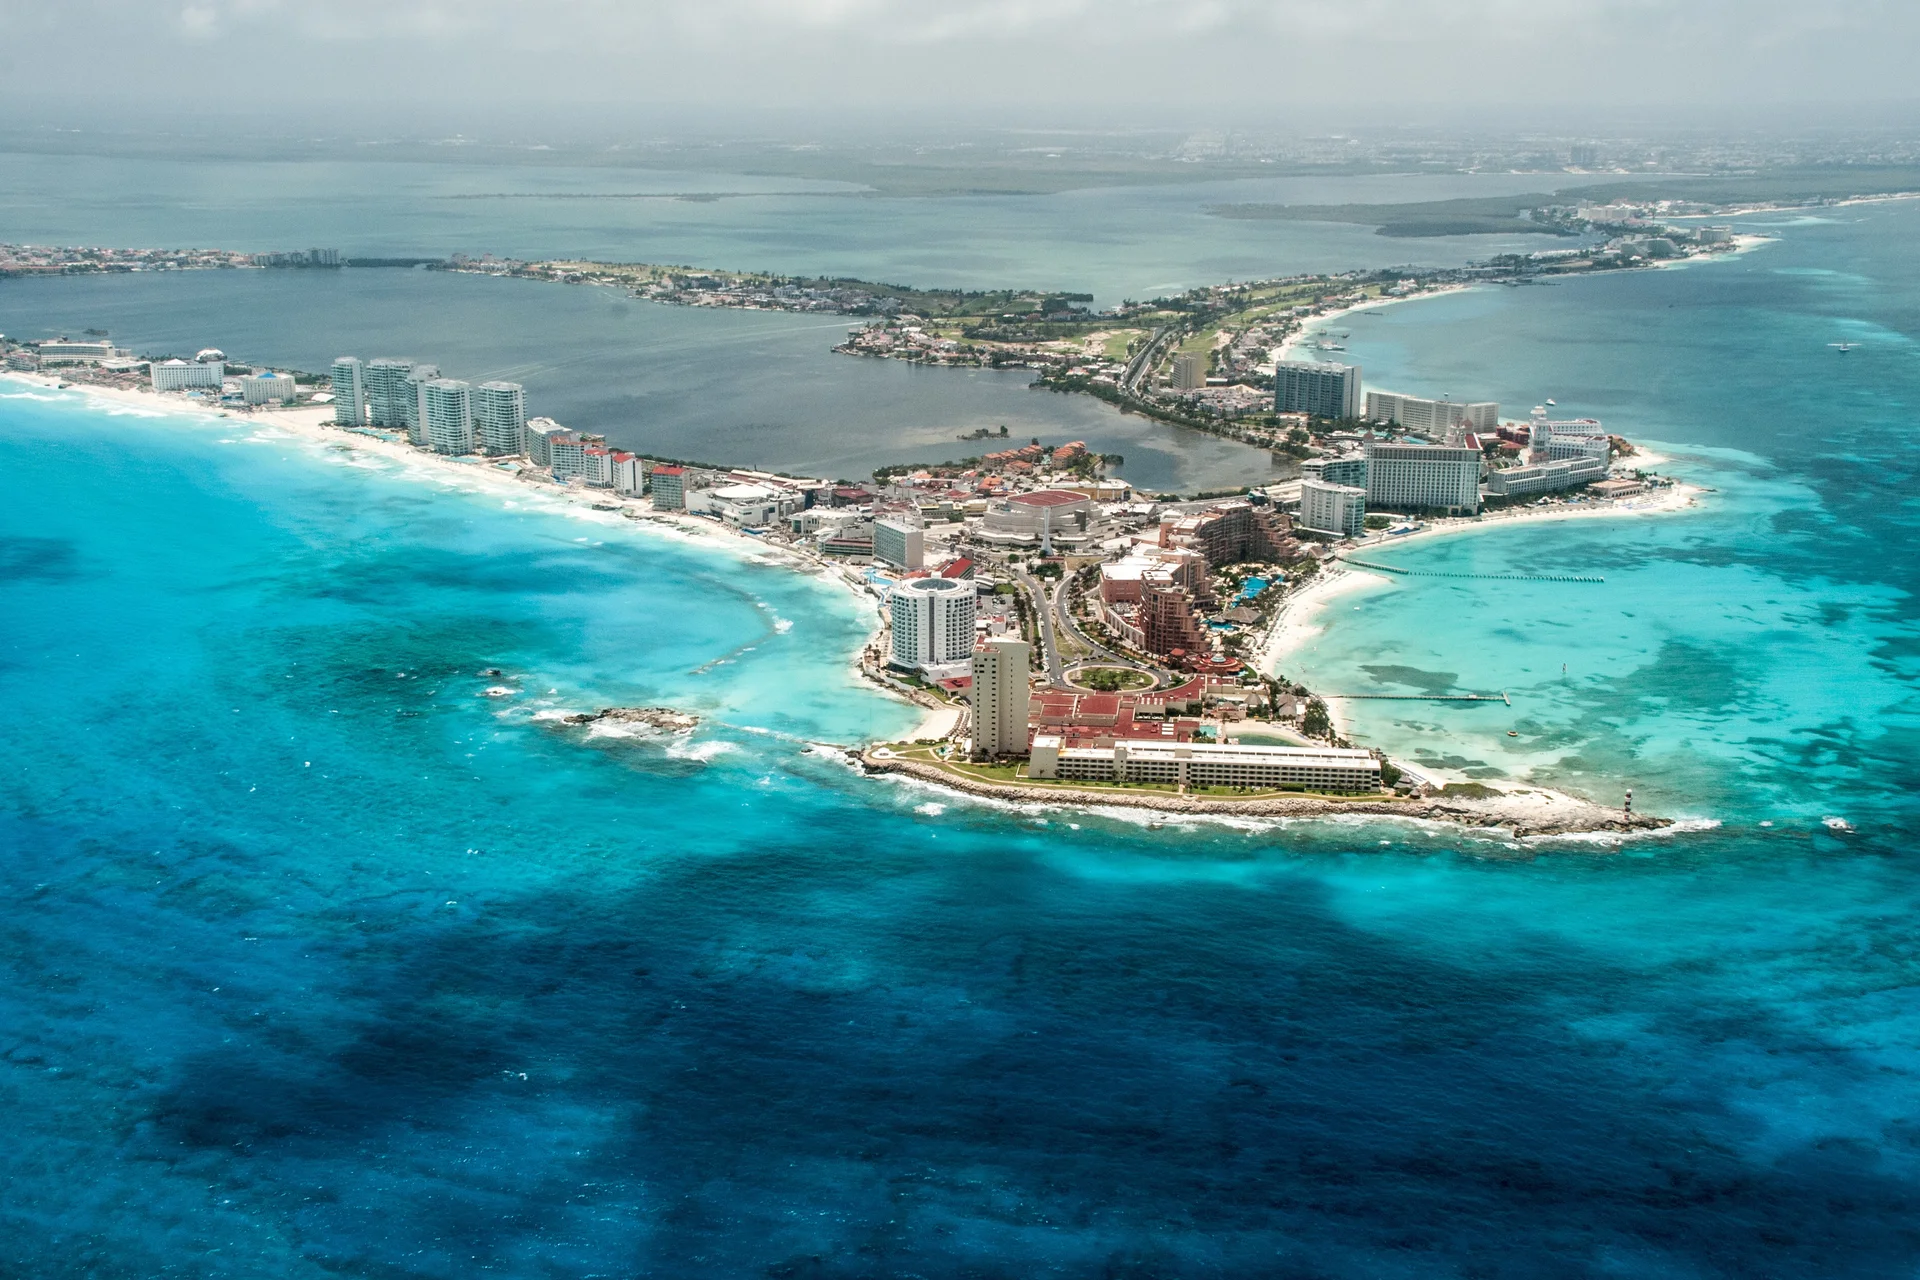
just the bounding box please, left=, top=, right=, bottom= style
left=860, top=752, right=1674, bottom=839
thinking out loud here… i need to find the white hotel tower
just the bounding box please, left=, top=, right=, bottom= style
left=890, top=577, right=976, bottom=679
left=330, top=356, right=365, bottom=426
left=421, top=379, right=474, bottom=455
left=473, top=381, right=526, bottom=456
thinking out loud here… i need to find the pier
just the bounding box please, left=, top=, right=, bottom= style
left=1319, top=692, right=1512, bottom=705
left=1340, top=555, right=1604, bottom=584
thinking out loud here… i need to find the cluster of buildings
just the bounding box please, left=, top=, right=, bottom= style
left=1268, top=360, right=1632, bottom=533
left=963, top=636, right=1381, bottom=793
left=0, top=334, right=310, bottom=406
left=1092, top=500, right=1297, bottom=670
left=0, top=243, right=347, bottom=277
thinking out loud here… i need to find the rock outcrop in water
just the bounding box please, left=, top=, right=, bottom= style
left=558, top=707, right=701, bottom=731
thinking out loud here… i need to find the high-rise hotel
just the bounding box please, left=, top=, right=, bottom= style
left=890, top=577, right=977, bottom=679
left=1275, top=359, right=1362, bottom=419
left=329, top=357, right=365, bottom=426
left=473, top=381, right=526, bottom=456
left=365, top=358, right=418, bottom=429
left=420, top=379, right=474, bottom=455
left=1363, top=439, right=1483, bottom=515
left=969, top=637, right=1032, bottom=758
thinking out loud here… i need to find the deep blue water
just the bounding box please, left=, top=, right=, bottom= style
left=7, top=180, right=1920, bottom=1276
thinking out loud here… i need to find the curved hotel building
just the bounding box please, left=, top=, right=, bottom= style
left=890, top=577, right=977, bottom=679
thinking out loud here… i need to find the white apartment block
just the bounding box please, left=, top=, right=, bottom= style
left=970, top=637, right=1032, bottom=758
left=403, top=365, right=440, bottom=445
left=153, top=358, right=226, bottom=392
left=1364, top=440, right=1482, bottom=515
left=1365, top=391, right=1498, bottom=435
left=873, top=518, right=925, bottom=570
left=613, top=452, right=647, bottom=495
left=421, top=379, right=474, bottom=455
left=473, top=381, right=525, bottom=456
left=549, top=433, right=586, bottom=480
left=1299, top=479, right=1367, bottom=537
left=523, top=417, right=568, bottom=466
left=1275, top=360, right=1362, bottom=419
left=242, top=372, right=296, bottom=405
left=365, top=358, right=417, bottom=428
left=1028, top=738, right=1381, bottom=793
left=583, top=445, right=614, bottom=487
left=329, top=357, right=365, bottom=424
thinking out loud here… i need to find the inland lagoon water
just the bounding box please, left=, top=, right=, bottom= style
left=5, top=178, right=1920, bottom=1276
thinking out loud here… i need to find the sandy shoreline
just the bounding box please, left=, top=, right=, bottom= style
left=861, top=752, right=1675, bottom=841
left=2, top=371, right=921, bottom=728
left=1275, top=284, right=1473, bottom=362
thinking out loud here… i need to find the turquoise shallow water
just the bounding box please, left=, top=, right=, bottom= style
left=6, top=193, right=1920, bottom=1276
left=1285, top=201, right=1920, bottom=830
left=7, top=378, right=1920, bottom=1276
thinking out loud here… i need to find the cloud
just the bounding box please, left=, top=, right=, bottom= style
left=12, top=0, right=1920, bottom=116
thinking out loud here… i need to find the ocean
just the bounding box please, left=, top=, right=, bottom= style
left=5, top=167, right=1920, bottom=1276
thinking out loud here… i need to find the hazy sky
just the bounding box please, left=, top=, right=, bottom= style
left=7, top=0, right=1918, bottom=129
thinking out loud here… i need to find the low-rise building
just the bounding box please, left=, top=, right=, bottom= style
left=523, top=417, right=569, bottom=466
left=242, top=371, right=296, bottom=405
left=154, top=358, right=226, bottom=392
left=1483, top=454, right=1609, bottom=499
left=1028, top=737, right=1380, bottom=792
left=1589, top=476, right=1646, bottom=499
left=704, top=482, right=790, bottom=526
left=975, top=489, right=1099, bottom=551
left=1365, top=392, right=1498, bottom=434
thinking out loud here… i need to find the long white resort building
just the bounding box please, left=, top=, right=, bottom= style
left=1365, top=391, right=1498, bottom=435
left=1028, top=738, right=1382, bottom=793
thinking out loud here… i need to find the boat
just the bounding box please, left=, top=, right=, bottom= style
left=1822, top=816, right=1855, bottom=833
left=1829, top=342, right=1857, bottom=352
left=1507, top=730, right=1519, bottom=737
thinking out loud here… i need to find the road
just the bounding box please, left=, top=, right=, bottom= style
left=1122, top=321, right=1185, bottom=395
left=1019, top=566, right=1174, bottom=692
left=1015, top=567, right=1068, bottom=688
